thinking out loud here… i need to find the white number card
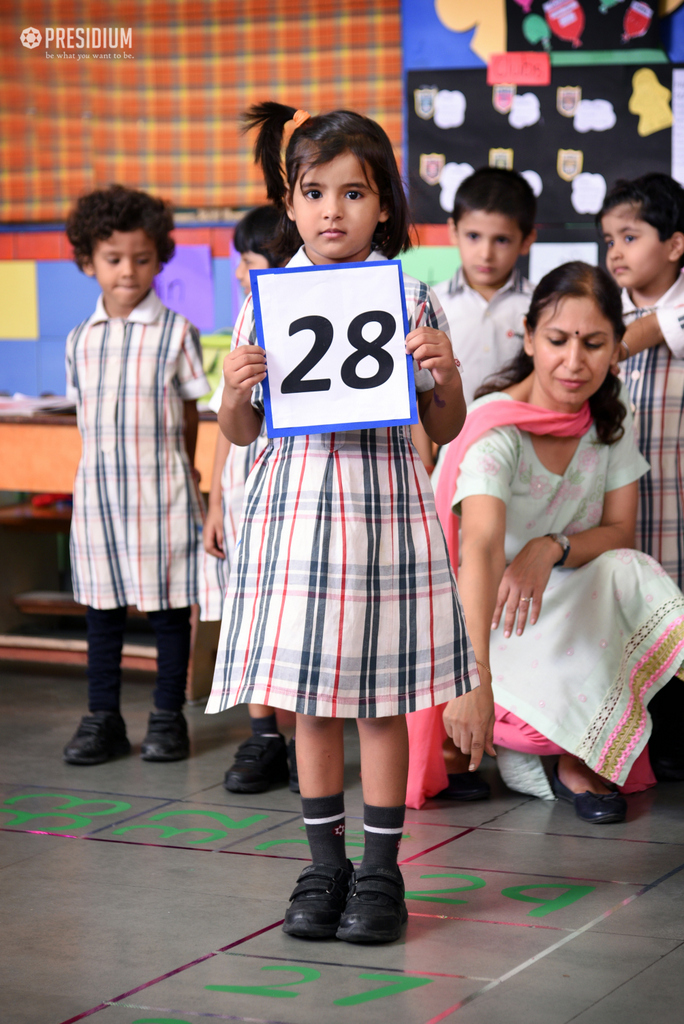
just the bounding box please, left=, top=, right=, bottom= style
left=251, top=260, right=417, bottom=437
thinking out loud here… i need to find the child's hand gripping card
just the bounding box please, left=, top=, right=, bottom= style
left=250, top=261, right=417, bottom=437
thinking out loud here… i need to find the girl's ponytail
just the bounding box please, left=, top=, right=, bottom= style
left=242, top=101, right=297, bottom=206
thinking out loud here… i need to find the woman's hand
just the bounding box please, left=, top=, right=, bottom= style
left=442, top=682, right=496, bottom=772
left=203, top=503, right=225, bottom=559
left=492, top=535, right=560, bottom=638
left=406, top=326, right=459, bottom=388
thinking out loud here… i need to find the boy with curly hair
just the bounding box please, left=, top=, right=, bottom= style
left=62, top=184, right=209, bottom=765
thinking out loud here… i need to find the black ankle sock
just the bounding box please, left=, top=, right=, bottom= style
left=251, top=713, right=279, bottom=737
left=361, top=803, right=405, bottom=870
left=301, top=792, right=347, bottom=867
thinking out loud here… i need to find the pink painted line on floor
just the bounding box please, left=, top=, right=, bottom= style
left=399, top=827, right=476, bottom=864
left=57, top=919, right=285, bottom=1024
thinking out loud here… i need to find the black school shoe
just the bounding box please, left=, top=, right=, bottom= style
left=437, top=771, right=490, bottom=801
left=551, top=763, right=627, bottom=824
left=140, top=710, right=190, bottom=761
left=63, top=711, right=131, bottom=765
left=282, top=860, right=354, bottom=939
left=224, top=733, right=289, bottom=793
left=336, top=865, right=408, bottom=944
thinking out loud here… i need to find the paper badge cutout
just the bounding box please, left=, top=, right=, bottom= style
left=434, top=89, right=467, bottom=129
left=629, top=68, right=673, bottom=137
left=420, top=153, right=446, bottom=186
left=493, top=84, right=517, bottom=114
left=571, top=173, right=607, bottom=215
left=623, top=2, right=654, bottom=42
left=489, top=148, right=514, bottom=170
left=573, top=98, right=616, bottom=133
left=521, top=169, right=543, bottom=197
left=557, top=148, right=584, bottom=181
left=543, top=0, right=585, bottom=49
left=513, top=0, right=535, bottom=11
left=509, top=92, right=541, bottom=128
left=557, top=86, right=582, bottom=117
left=414, top=87, right=438, bottom=120
left=439, top=161, right=475, bottom=212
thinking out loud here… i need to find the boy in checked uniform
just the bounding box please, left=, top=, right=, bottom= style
left=63, top=185, right=209, bottom=765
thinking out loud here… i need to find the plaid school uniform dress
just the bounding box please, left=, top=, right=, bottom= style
left=206, top=249, right=478, bottom=719
left=621, top=275, right=684, bottom=590
left=66, top=290, right=209, bottom=611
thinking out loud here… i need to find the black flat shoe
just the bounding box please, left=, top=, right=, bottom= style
left=551, top=764, right=627, bottom=824
left=224, top=733, right=289, bottom=793
left=140, top=710, right=189, bottom=762
left=282, top=861, right=353, bottom=939
left=336, top=865, right=408, bottom=944
left=287, top=736, right=299, bottom=793
left=63, top=711, right=131, bottom=765
left=437, top=771, right=490, bottom=801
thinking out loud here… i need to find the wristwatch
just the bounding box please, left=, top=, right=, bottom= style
left=546, top=532, right=570, bottom=567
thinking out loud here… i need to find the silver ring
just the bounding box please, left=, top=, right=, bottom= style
left=520, top=597, right=532, bottom=603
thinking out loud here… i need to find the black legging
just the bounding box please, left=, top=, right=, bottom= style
left=86, top=605, right=191, bottom=713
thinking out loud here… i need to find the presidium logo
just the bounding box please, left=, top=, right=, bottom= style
left=20, top=25, right=133, bottom=56
left=20, top=27, right=41, bottom=48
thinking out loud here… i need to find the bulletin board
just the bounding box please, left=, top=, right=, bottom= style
left=407, top=64, right=673, bottom=224
left=505, top=0, right=662, bottom=53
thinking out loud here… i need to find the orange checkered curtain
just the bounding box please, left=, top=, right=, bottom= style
left=0, top=0, right=402, bottom=222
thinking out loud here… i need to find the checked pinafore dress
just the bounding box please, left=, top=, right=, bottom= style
left=206, top=249, right=478, bottom=719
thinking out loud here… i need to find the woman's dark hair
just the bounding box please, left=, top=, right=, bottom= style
left=233, top=204, right=280, bottom=264
left=597, top=173, right=684, bottom=269
left=476, top=261, right=626, bottom=445
left=242, top=101, right=411, bottom=264
left=452, top=167, right=536, bottom=238
left=66, top=184, right=175, bottom=269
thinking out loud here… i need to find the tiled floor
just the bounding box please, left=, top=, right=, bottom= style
left=2, top=665, right=684, bottom=1024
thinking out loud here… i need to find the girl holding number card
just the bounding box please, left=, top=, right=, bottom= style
left=206, top=103, right=479, bottom=944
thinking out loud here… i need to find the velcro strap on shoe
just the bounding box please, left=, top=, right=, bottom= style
left=289, top=865, right=350, bottom=902
left=349, top=871, right=404, bottom=905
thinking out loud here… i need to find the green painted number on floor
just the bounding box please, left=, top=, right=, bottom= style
left=405, top=872, right=486, bottom=904
left=0, top=792, right=132, bottom=830
left=113, top=808, right=268, bottom=842
left=501, top=883, right=595, bottom=917
left=333, top=972, right=433, bottom=1006
left=206, top=964, right=321, bottom=997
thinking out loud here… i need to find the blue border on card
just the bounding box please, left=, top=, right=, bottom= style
left=250, top=260, right=417, bottom=438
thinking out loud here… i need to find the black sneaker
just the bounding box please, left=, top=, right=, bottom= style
left=140, top=710, right=189, bottom=762
left=282, top=860, right=354, bottom=939
left=224, top=733, right=289, bottom=793
left=287, top=736, right=299, bottom=793
left=336, top=865, right=408, bottom=944
left=63, top=711, right=131, bottom=765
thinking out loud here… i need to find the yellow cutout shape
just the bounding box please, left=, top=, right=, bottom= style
left=629, top=68, right=673, bottom=137
left=660, top=1, right=684, bottom=16
left=0, top=261, right=39, bottom=339
left=435, top=0, right=506, bottom=64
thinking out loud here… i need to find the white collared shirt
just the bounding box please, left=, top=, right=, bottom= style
left=434, top=268, right=533, bottom=405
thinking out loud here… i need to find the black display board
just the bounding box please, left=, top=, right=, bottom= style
left=505, top=0, right=661, bottom=53
left=408, top=66, right=672, bottom=225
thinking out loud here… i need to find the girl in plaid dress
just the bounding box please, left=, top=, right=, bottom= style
left=206, top=103, right=478, bottom=944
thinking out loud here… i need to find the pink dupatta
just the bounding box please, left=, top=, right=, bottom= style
left=405, top=396, right=594, bottom=809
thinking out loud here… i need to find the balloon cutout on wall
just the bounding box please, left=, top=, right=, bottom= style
left=523, top=14, right=552, bottom=49
left=543, top=0, right=586, bottom=48
left=622, top=2, right=654, bottom=42
left=513, top=0, right=535, bottom=12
